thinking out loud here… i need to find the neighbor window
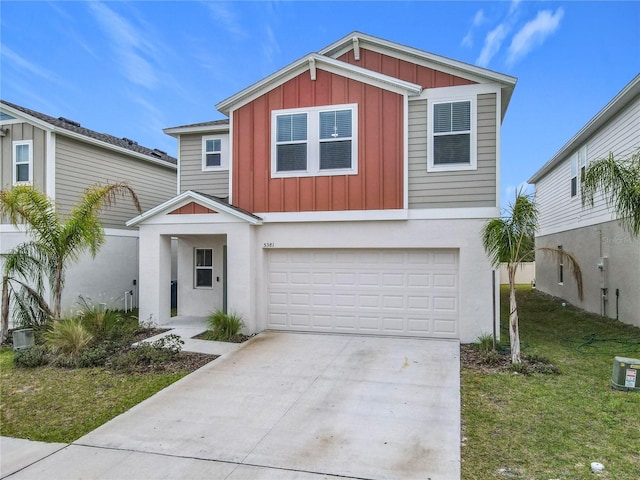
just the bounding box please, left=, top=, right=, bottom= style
left=272, top=104, right=357, bottom=178
left=558, top=245, right=564, bottom=284
left=570, top=146, right=587, bottom=198
left=202, top=136, right=228, bottom=170
left=13, top=140, right=33, bottom=185
left=428, top=98, right=476, bottom=172
left=194, top=248, right=213, bottom=288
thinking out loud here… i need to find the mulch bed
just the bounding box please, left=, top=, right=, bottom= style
left=460, top=343, right=511, bottom=373
left=192, top=331, right=253, bottom=343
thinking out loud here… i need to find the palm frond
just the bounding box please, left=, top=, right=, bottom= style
left=582, top=150, right=640, bottom=236
left=537, top=247, right=584, bottom=301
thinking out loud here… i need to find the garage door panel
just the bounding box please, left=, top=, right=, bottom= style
left=267, top=249, right=459, bottom=338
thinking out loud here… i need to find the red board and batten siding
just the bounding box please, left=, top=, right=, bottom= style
left=337, top=48, right=476, bottom=89
left=232, top=69, right=404, bottom=213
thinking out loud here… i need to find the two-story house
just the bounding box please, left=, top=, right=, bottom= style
left=128, top=32, right=517, bottom=342
left=0, top=100, right=177, bottom=315
left=529, top=74, right=639, bottom=327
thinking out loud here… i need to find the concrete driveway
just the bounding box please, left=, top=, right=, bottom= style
left=2, top=332, right=460, bottom=480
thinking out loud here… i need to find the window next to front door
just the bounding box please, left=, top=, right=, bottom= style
left=194, top=248, right=213, bottom=288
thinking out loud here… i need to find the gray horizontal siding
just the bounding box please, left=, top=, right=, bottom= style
left=0, top=122, right=47, bottom=192
left=179, top=134, right=229, bottom=198
left=55, top=136, right=176, bottom=228
left=408, top=93, right=497, bottom=209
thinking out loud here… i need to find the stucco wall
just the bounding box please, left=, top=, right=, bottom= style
left=535, top=220, right=640, bottom=327
left=137, top=214, right=498, bottom=343
left=1, top=229, right=139, bottom=323
left=175, top=235, right=226, bottom=316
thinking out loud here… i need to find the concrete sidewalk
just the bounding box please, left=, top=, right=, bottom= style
left=2, top=332, right=460, bottom=480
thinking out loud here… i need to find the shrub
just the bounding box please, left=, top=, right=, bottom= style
left=78, top=344, right=111, bottom=368
left=13, top=345, right=50, bottom=368
left=476, top=333, right=500, bottom=353
left=76, top=298, right=135, bottom=342
left=206, top=310, right=244, bottom=342
left=44, top=319, right=94, bottom=358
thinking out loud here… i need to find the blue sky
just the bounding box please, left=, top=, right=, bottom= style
left=1, top=1, right=638, bottom=207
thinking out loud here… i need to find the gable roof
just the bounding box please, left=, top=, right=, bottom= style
left=320, top=31, right=517, bottom=119
left=163, top=119, right=230, bottom=136
left=528, top=73, right=640, bottom=184
left=126, top=190, right=263, bottom=227
left=216, top=52, right=423, bottom=115
left=0, top=100, right=177, bottom=168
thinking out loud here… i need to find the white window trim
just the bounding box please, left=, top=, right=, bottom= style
left=13, top=139, right=33, bottom=185
left=427, top=96, right=477, bottom=172
left=271, top=103, right=358, bottom=178
left=202, top=135, right=229, bottom=171
left=194, top=247, right=214, bottom=289
left=570, top=146, right=587, bottom=199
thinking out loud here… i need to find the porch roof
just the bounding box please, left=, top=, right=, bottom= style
left=126, top=190, right=263, bottom=227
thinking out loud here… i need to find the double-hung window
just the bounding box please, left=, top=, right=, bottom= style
left=272, top=104, right=357, bottom=177
left=202, top=135, right=228, bottom=170
left=570, top=146, right=586, bottom=198
left=13, top=140, right=33, bottom=185
left=194, top=248, right=213, bottom=288
left=428, top=98, right=476, bottom=172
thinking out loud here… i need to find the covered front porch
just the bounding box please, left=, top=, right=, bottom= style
left=127, top=191, right=262, bottom=333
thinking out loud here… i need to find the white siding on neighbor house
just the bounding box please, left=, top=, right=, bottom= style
left=408, top=93, right=497, bottom=208
left=0, top=122, right=47, bottom=192
left=536, top=96, right=640, bottom=237
left=55, top=136, right=176, bottom=228
left=179, top=133, right=230, bottom=197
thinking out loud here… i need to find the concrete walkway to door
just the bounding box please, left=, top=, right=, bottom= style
left=2, top=332, right=461, bottom=480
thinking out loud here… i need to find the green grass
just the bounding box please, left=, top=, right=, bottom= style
left=0, top=348, right=189, bottom=443
left=462, top=285, right=640, bottom=480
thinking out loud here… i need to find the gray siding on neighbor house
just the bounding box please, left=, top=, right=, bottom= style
left=0, top=122, right=47, bottom=191
left=179, top=133, right=229, bottom=197
left=55, top=135, right=176, bottom=228
left=408, top=93, right=497, bottom=208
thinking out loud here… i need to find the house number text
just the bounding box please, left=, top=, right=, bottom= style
left=263, top=242, right=275, bottom=248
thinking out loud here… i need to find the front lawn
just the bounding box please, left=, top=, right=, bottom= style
left=0, top=348, right=189, bottom=443
left=462, top=286, right=640, bottom=480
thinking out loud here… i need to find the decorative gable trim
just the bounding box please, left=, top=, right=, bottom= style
left=320, top=31, right=517, bottom=87
left=126, top=190, right=262, bottom=227
left=216, top=53, right=422, bottom=115
left=168, top=202, right=217, bottom=215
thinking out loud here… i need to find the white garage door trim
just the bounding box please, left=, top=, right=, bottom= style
left=267, top=248, right=459, bottom=338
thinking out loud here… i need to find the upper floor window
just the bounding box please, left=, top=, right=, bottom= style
left=202, top=136, right=228, bottom=171
left=570, top=146, right=587, bottom=198
left=272, top=104, right=358, bottom=178
left=428, top=98, right=476, bottom=172
left=13, top=140, right=33, bottom=185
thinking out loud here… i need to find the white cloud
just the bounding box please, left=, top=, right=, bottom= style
left=476, top=24, right=509, bottom=68
left=206, top=2, right=247, bottom=39
left=507, top=8, right=565, bottom=66
left=473, top=9, right=486, bottom=27
left=461, top=9, right=486, bottom=48
left=87, top=2, right=159, bottom=88
left=0, top=43, right=62, bottom=83
left=504, top=182, right=534, bottom=205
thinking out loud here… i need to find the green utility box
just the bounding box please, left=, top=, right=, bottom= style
left=611, top=356, right=640, bottom=391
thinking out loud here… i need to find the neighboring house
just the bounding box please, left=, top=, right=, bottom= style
left=528, top=74, right=640, bottom=327
left=0, top=100, right=177, bottom=315
left=128, top=32, right=517, bottom=342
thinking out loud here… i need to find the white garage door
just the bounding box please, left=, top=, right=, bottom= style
left=267, top=249, right=459, bottom=338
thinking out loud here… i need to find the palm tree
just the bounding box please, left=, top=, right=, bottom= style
left=582, top=150, right=640, bottom=236
left=1, top=183, right=141, bottom=341
left=482, top=190, right=583, bottom=364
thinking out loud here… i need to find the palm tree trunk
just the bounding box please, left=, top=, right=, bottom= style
left=1, top=276, right=9, bottom=344
left=508, top=265, right=521, bottom=364
left=53, top=261, right=63, bottom=319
